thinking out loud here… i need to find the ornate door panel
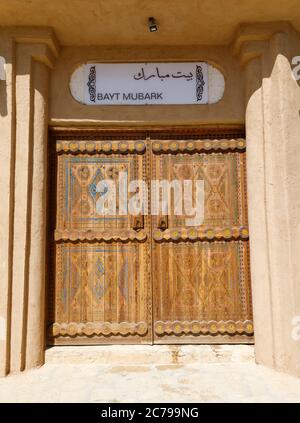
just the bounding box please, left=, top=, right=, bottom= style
left=151, top=139, right=253, bottom=343
left=48, top=131, right=253, bottom=345
left=48, top=139, right=151, bottom=345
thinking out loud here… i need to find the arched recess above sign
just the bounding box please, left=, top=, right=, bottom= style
left=70, top=62, right=225, bottom=105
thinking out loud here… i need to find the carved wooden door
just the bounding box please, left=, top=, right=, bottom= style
left=48, top=137, right=152, bottom=344
left=48, top=130, right=253, bottom=345
left=151, top=138, right=253, bottom=343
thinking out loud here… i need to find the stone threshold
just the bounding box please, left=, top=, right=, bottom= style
left=45, top=344, right=255, bottom=365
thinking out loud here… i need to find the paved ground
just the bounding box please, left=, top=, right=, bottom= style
left=0, top=346, right=300, bottom=402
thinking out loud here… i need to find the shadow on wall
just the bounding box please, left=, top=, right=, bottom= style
left=0, top=56, right=7, bottom=116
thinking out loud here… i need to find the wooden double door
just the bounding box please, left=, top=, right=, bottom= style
left=48, top=130, right=253, bottom=345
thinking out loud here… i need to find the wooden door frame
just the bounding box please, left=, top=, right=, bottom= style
left=47, top=124, right=249, bottom=346
left=49, top=124, right=245, bottom=139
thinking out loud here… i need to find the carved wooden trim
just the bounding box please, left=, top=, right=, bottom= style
left=154, top=320, right=254, bottom=335
left=50, top=321, right=148, bottom=337
left=50, top=125, right=245, bottom=139
left=152, top=138, right=246, bottom=154
left=56, top=140, right=146, bottom=154
left=54, top=230, right=147, bottom=242
left=153, top=226, right=249, bottom=242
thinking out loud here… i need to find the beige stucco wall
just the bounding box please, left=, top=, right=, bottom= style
left=1, top=20, right=300, bottom=380
left=1, top=1, right=300, bottom=46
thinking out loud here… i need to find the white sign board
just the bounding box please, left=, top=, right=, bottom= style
left=70, top=62, right=225, bottom=106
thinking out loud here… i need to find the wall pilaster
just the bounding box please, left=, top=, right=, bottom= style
left=0, top=28, right=59, bottom=375
left=234, top=23, right=300, bottom=377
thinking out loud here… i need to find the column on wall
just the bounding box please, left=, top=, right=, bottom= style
left=0, top=28, right=59, bottom=375
left=234, top=23, right=300, bottom=377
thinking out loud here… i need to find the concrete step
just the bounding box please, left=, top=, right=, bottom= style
left=45, top=345, right=255, bottom=365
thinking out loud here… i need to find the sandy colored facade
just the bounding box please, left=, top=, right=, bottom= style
left=0, top=1, right=300, bottom=378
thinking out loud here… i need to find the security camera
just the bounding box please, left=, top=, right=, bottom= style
left=148, top=17, right=158, bottom=32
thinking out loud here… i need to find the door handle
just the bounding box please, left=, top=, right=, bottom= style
left=132, top=215, right=144, bottom=231
left=157, top=216, right=168, bottom=231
